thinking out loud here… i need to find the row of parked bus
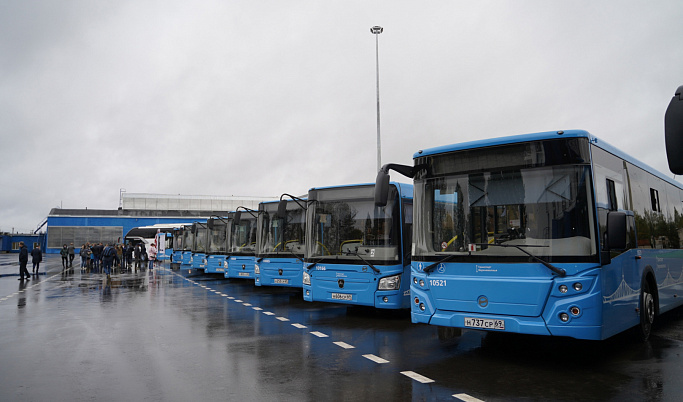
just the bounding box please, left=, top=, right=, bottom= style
left=139, top=86, right=683, bottom=342
left=163, top=181, right=414, bottom=309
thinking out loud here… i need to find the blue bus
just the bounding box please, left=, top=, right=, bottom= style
left=255, top=195, right=307, bottom=288
left=204, top=217, right=230, bottom=274
left=225, top=208, right=259, bottom=280
left=303, top=183, right=413, bottom=309
left=190, top=221, right=208, bottom=270
left=124, top=223, right=184, bottom=261
left=376, top=127, right=683, bottom=341
left=170, top=226, right=185, bottom=269
left=180, top=224, right=195, bottom=266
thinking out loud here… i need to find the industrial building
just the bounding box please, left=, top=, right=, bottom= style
left=3, top=193, right=274, bottom=254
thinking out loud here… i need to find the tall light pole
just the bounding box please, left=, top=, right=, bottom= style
left=371, top=25, right=383, bottom=172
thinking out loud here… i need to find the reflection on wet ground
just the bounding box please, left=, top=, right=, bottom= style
left=1, top=255, right=682, bottom=401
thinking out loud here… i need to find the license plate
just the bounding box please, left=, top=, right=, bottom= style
left=238, top=272, right=250, bottom=277
left=464, top=317, right=505, bottom=330
left=274, top=279, right=289, bottom=284
left=331, top=293, right=352, bottom=301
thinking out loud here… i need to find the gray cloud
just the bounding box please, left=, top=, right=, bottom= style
left=2, top=0, right=682, bottom=233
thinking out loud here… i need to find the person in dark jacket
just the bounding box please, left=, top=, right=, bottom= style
left=124, top=243, right=134, bottom=268
left=60, top=244, right=69, bottom=269
left=31, top=245, right=43, bottom=275
left=18, top=241, right=30, bottom=280
left=68, top=243, right=75, bottom=267
left=101, top=243, right=116, bottom=278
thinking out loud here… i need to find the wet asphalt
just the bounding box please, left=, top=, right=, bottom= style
left=1, top=254, right=682, bottom=402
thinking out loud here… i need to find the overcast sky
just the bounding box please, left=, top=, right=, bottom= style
left=1, top=0, right=682, bottom=233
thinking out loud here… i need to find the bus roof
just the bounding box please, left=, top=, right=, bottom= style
left=309, top=182, right=413, bottom=199
left=414, top=129, right=682, bottom=189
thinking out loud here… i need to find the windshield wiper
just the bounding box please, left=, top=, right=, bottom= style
left=304, top=257, right=326, bottom=271
left=343, top=250, right=381, bottom=274
left=423, top=253, right=462, bottom=273
left=424, top=243, right=566, bottom=277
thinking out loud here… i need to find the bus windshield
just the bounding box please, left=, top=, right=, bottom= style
left=181, top=229, right=194, bottom=252
left=414, top=165, right=597, bottom=262
left=230, top=217, right=257, bottom=255
left=193, top=226, right=207, bottom=253
left=173, top=230, right=183, bottom=250
left=307, top=189, right=401, bottom=263
left=207, top=223, right=228, bottom=254
left=258, top=204, right=306, bottom=257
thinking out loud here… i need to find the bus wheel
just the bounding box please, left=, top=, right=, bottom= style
left=638, top=280, right=655, bottom=341
left=437, top=326, right=462, bottom=342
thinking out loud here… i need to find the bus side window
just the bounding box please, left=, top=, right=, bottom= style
left=650, top=188, right=661, bottom=212
left=606, top=179, right=618, bottom=211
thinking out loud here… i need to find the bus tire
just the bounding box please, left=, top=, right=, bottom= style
left=637, top=279, right=656, bottom=342
left=437, top=326, right=462, bottom=342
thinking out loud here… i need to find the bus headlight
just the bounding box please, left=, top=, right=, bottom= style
left=378, top=274, right=401, bottom=290
left=303, top=271, right=311, bottom=285
left=254, top=265, right=260, bottom=274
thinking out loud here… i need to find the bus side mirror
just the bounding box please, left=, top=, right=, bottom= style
left=207, top=219, right=214, bottom=230
left=191, top=223, right=197, bottom=234
left=277, top=200, right=288, bottom=219
left=375, top=170, right=390, bottom=206
left=607, top=211, right=627, bottom=250
left=234, top=211, right=241, bottom=225
left=665, top=85, right=683, bottom=174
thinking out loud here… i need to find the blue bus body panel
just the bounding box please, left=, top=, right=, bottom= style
left=205, top=255, right=228, bottom=274
left=226, top=255, right=256, bottom=279
left=181, top=251, right=192, bottom=265
left=411, top=262, right=609, bottom=340
left=171, top=250, right=183, bottom=264
left=157, top=248, right=172, bottom=261
left=191, top=253, right=206, bottom=270
left=257, top=257, right=304, bottom=288
left=305, top=262, right=411, bottom=309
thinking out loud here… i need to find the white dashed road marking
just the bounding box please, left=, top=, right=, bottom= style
left=363, top=354, right=389, bottom=364
left=453, top=394, right=485, bottom=402
left=163, top=268, right=468, bottom=398
left=401, top=371, right=434, bottom=384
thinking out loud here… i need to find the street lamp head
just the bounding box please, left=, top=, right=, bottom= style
left=370, top=26, right=383, bottom=34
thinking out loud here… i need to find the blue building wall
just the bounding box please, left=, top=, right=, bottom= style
left=0, top=234, right=46, bottom=253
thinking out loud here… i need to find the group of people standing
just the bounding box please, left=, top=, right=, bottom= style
left=17, top=241, right=42, bottom=280
left=19, top=241, right=158, bottom=280
left=75, top=242, right=158, bottom=275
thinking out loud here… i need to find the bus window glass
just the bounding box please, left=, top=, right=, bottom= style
left=307, top=190, right=400, bottom=262
left=414, top=165, right=597, bottom=261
